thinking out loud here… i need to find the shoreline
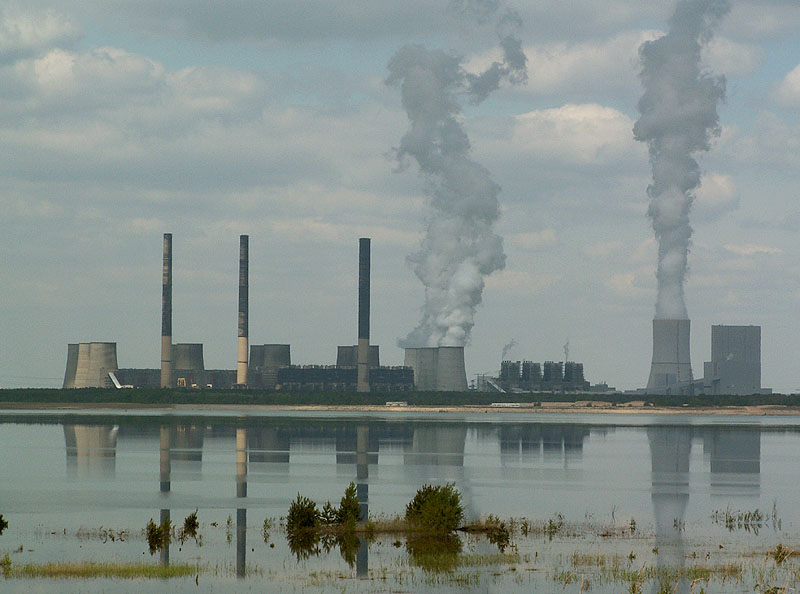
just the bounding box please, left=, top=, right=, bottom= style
left=2, top=401, right=799, bottom=415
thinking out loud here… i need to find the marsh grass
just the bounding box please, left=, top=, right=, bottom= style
left=3, top=561, right=197, bottom=579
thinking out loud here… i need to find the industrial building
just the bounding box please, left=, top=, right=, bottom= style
left=499, top=359, right=589, bottom=392
left=702, top=325, right=761, bottom=395
left=63, top=234, right=416, bottom=392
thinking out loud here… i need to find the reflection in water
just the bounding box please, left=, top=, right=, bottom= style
left=704, top=427, right=760, bottom=497
left=648, top=427, right=691, bottom=594
left=356, top=425, right=369, bottom=577
left=159, top=425, right=171, bottom=567
left=236, top=427, right=247, bottom=578
left=64, top=425, right=118, bottom=478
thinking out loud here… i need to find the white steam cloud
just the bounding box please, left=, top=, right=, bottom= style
left=633, top=0, right=730, bottom=320
left=389, top=3, right=527, bottom=348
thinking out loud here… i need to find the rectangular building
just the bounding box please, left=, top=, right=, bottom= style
left=703, top=325, right=761, bottom=395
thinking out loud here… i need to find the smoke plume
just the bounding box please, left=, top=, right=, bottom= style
left=389, top=3, right=527, bottom=348
left=633, top=0, right=729, bottom=320
left=501, top=339, right=517, bottom=360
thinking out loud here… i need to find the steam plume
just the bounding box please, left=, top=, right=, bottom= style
left=633, top=0, right=729, bottom=319
left=501, top=339, right=517, bottom=360
left=389, top=3, right=527, bottom=348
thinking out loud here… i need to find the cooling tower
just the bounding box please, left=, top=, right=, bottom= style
left=237, top=235, right=249, bottom=386
left=337, top=345, right=379, bottom=368
left=404, top=346, right=467, bottom=391
left=357, top=237, right=371, bottom=392
left=161, top=233, right=173, bottom=388
left=646, top=319, right=693, bottom=393
left=436, top=346, right=468, bottom=391
left=63, top=342, right=119, bottom=388
left=173, top=343, right=205, bottom=370
left=248, top=344, right=291, bottom=388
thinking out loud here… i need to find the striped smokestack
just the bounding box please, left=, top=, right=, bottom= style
left=357, top=238, right=370, bottom=392
left=237, top=235, right=249, bottom=386
left=160, top=233, right=172, bottom=388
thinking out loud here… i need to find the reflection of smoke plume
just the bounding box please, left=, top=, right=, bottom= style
left=501, top=339, right=517, bottom=360
left=389, top=4, right=527, bottom=348
left=633, top=0, right=729, bottom=320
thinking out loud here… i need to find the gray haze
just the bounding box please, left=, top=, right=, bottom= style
left=633, top=0, right=730, bottom=320
left=389, top=4, right=527, bottom=348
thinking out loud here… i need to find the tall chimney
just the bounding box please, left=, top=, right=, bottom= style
left=160, top=233, right=172, bottom=388
left=357, top=238, right=370, bottom=392
left=237, top=235, right=249, bottom=386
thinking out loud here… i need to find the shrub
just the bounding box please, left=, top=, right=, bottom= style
left=181, top=510, right=199, bottom=541
left=405, top=483, right=464, bottom=532
left=145, top=518, right=171, bottom=554
left=0, top=514, right=8, bottom=535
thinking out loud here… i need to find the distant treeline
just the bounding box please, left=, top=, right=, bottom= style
left=0, top=388, right=797, bottom=408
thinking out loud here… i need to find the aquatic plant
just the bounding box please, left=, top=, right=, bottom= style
left=145, top=517, right=171, bottom=554
left=180, top=510, right=199, bottom=542
left=405, top=483, right=464, bottom=533
left=3, top=560, right=196, bottom=579
left=0, top=515, right=8, bottom=535
left=262, top=517, right=274, bottom=544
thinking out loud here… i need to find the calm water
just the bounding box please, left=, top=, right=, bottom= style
left=2, top=409, right=800, bottom=592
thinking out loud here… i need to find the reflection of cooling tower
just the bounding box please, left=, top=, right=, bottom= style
left=337, top=345, right=379, bottom=368
left=403, top=347, right=467, bottom=391
left=646, top=319, right=692, bottom=393
left=161, top=233, right=173, bottom=388
left=248, top=344, right=291, bottom=388
left=63, top=342, right=118, bottom=388
left=64, top=424, right=119, bottom=477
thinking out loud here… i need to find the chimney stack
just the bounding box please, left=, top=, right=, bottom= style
left=237, top=235, right=249, bottom=386
left=160, top=233, right=172, bottom=388
left=357, top=238, right=370, bottom=392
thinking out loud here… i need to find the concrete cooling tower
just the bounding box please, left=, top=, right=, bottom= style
left=248, top=344, right=291, bottom=388
left=404, top=346, right=467, bottom=392
left=63, top=342, right=119, bottom=388
left=646, top=319, right=693, bottom=394
left=173, top=343, right=204, bottom=370
left=337, top=345, right=379, bottom=368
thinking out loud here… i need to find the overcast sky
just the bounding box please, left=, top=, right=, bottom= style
left=1, top=0, right=798, bottom=392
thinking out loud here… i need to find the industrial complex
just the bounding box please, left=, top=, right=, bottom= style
left=61, top=233, right=767, bottom=396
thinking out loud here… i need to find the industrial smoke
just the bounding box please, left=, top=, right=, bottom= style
left=388, top=2, right=527, bottom=348
left=633, top=0, right=729, bottom=320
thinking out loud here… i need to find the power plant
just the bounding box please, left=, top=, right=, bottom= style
left=63, top=235, right=417, bottom=392
left=58, top=233, right=773, bottom=396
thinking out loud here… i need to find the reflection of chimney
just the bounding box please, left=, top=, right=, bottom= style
left=161, top=233, right=173, bottom=388
left=357, top=238, right=370, bottom=393
left=237, top=235, right=249, bottom=386
left=646, top=319, right=692, bottom=394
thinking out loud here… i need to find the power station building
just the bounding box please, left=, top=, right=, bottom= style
left=702, top=325, right=761, bottom=395
left=64, top=234, right=416, bottom=392
left=499, top=359, right=589, bottom=392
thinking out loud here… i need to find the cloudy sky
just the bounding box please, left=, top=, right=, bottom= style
left=1, top=0, right=798, bottom=392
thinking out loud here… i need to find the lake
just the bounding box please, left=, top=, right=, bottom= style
left=2, top=408, right=799, bottom=592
